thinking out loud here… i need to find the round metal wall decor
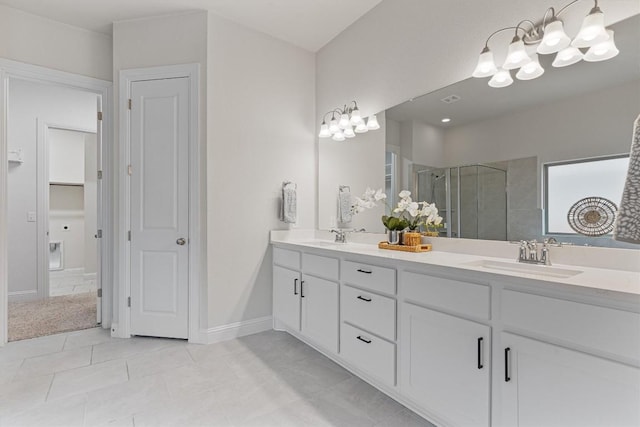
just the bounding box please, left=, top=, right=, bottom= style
left=567, top=197, right=618, bottom=237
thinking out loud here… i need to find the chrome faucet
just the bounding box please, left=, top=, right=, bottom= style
left=330, top=228, right=365, bottom=243
left=517, top=239, right=554, bottom=266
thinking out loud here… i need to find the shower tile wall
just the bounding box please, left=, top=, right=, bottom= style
left=477, top=168, right=507, bottom=240
left=507, top=156, right=543, bottom=241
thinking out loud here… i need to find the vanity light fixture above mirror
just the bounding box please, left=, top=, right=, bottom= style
left=473, top=0, right=619, bottom=88
left=318, top=101, right=380, bottom=141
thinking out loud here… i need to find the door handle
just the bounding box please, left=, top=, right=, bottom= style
left=293, top=278, right=298, bottom=295
left=300, top=281, right=305, bottom=298
left=477, top=337, right=484, bottom=369
left=176, top=238, right=186, bottom=246
left=505, top=347, right=511, bottom=382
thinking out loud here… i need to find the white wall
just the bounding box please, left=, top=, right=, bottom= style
left=207, top=13, right=316, bottom=328
left=49, top=185, right=85, bottom=270
left=7, top=78, right=97, bottom=299
left=0, top=5, right=112, bottom=81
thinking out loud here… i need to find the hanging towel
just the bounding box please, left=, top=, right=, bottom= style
left=613, top=113, right=640, bottom=244
left=281, top=182, right=297, bottom=224
left=338, top=186, right=352, bottom=224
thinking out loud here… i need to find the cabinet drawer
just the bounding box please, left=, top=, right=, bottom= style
left=342, top=261, right=396, bottom=295
left=502, top=290, right=640, bottom=363
left=341, top=323, right=396, bottom=386
left=302, top=253, right=339, bottom=281
left=342, top=285, right=396, bottom=341
left=403, top=271, right=490, bottom=320
left=273, top=247, right=300, bottom=270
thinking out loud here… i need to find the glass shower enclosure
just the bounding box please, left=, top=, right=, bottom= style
left=414, top=164, right=507, bottom=240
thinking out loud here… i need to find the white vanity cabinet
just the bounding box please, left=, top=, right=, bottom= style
left=340, top=260, right=397, bottom=387
left=271, top=240, right=640, bottom=427
left=500, top=332, right=640, bottom=427
left=272, top=247, right=339, bottom=354
left=498, top=288, right=640, bottom=427
left=401, top=271, right=491, bottom=427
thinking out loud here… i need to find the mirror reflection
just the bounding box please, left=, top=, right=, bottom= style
left=320, top=14, right=639, bottom=249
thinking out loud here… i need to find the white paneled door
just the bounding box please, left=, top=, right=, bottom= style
left=130, top=77, right=190, bottom=339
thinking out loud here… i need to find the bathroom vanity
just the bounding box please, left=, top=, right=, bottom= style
left=271, top=231, right=640, bottom=427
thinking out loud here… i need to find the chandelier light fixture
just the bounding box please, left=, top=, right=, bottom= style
left=318, top=101, right=380, bottom=141
left=472, top=0, right=620, bottom=88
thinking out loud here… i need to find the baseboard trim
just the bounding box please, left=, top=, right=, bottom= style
left=50, top=268, right=84, bottom=278
left=194, top=316, right=273, bottom=345
left=83, top=272, right=97, bottom=280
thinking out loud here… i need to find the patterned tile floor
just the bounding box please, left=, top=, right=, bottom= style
left=0, top=328, right=435, bottom=427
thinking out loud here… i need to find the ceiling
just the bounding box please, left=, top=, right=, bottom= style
left=386, top=14, right=640, bottom=128
left=0, top=0, right=383, bottom=52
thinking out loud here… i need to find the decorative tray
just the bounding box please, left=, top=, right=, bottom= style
left=378, top=242, right=432, bottom=253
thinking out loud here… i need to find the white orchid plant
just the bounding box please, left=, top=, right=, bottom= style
left=351, top=188, right=443, bottom=233
left=393, top=190, right=443, bottom=231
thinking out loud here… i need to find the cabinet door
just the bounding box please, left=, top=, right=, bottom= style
left=401, top=303, right=490, bottom=427
left=273, top=265, right=301, bottom=331
left=301, top=274, right=338, bottom=353
left=501, top=333, right=640, bottom=427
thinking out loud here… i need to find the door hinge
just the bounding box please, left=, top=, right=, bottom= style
left=97, top=229, right=103, bottom=238
left=128, top=165, right=132, bottom=176
left=128, top=99, right=132, bottom=110
left=97, top=288, right=102, bottom=298
left=97, top=111, right=103, bottom=121
left=127, top=296, right=131, bottom=307
left=128, top=230, right=131, bottom=241
left=97, top=170, right=103, bottom=180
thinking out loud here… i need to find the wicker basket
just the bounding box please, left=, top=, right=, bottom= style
left=403, top=232, right=422, bottom=247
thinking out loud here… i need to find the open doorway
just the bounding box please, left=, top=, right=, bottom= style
left=6, top=78, right=102, bottom=341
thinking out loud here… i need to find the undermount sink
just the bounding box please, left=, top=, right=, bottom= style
left=464, top=259, right=583, bottom=279
left=299, top=241, right=339, bottom=247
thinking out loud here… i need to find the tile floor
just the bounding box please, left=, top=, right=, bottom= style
left=49, top=274, right=97, bottom=297
left=0, top=328, right=435, bottom=427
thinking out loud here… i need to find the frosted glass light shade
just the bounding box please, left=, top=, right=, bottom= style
left=344, top=126, right=355, bottom=138
left=338, top=113, right=350, bottom=129
left=537, top=20, right=571, bottom=54
left=366, top=115, right=380, bottom=130
left=488, top=68, right=513, bottom=88
left=318, top=123, right=331, bottom=138
left=332, top=130, right=345, bottom=141
left=328, top=119, right=339, bottom=133
left=516, top=54, right=545, bottom=80
left=472, top=49, right=498, bottom=78
left=355, top=122, right=368, bottom=133
left=552, top=46, right=583, bottom=67
left=350, top=108, right=362, bottom=125
left=503, top=39, right=532, bottom=70
left=584, top=30, right=619, bottom=62
left=572, top=9, right=609, bottom=48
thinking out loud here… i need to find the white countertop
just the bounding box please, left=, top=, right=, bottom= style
left=271, top=230, right=640, bottom=297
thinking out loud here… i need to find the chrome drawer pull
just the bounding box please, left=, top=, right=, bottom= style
left=357, top=295, right=372, bottom=302
left=356, top=268, right=372, bottom=274
left=356, top=336, right=372, bottom=344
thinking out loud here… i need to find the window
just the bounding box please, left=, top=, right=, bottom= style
left=544, top=155, right=629, bottom=234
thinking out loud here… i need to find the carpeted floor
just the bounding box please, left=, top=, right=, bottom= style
left=8, top=292, right=97, bottom=341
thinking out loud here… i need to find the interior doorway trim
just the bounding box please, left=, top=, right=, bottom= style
left=117, top=64, right=202, bottom=342
left=0, top=58, right=113, bottom=346
left=37, top=122, right=99, bottom=302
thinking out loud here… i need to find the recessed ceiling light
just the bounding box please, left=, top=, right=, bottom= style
left=441, top=118, right=451, bottom=123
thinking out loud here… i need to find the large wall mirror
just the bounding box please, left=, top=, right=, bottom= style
left=318, top=14, right=640, bottom=248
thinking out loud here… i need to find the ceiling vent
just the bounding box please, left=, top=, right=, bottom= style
left=440, top=94, right=461, bottom=104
